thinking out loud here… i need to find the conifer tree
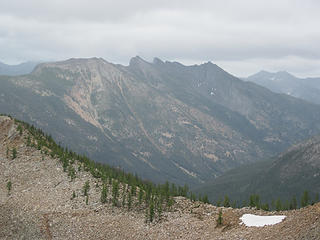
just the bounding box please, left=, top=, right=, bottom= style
left=275, top=199, right=282, bottom=211
left=223, top=195, right=230, bottom=207
left=149, top=200, right=155, bottom=222
left=6, top=180, right=12, bottom=196
left=12, top=148, right=17, bottom=159
left=127, top=191, right=132, bottom=210
left=71, top=191, right=76, bottom=200
left=217, top=209, right=223, bottom=226
left=112, top=180, right=119, bottom=206
left=83, top=180, right=90, bottom=196
left=101, top=184, right=108, bottom=204
left=289, top=196, right=297, bottom=210
left=138, top=188, right=144, bottom=205
left=122, top=185, right=127, bottom=207
left=301, top=191, right=309, bottom=207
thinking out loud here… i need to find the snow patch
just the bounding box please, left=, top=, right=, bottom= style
left=240, top=214, right=286, bottom=227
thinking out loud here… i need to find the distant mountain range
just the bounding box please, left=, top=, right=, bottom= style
left=0, top=61, right=39, bottom=76
left=2, top=57, right=320, bottom=186
left=194, top=134, right=320, bottom=204
left=246, top=70, right=320, bottom=105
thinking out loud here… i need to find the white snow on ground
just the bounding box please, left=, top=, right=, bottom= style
left=240, top=214, right=286, bottom=227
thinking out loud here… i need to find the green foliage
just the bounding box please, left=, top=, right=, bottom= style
left=201, top=194, right=210, bottom=204
left=127, top=191, right=132, bottom=210
left=289, top=196, right=297, bottom=210
left=86, top=195, right=89, bottom=205
left=72, top=191, right=76, bottom=200
left=301, top=191, right=309, bottom=207
left=83, top=180, right=90, bottom=197
left=101, top=184, right=108, bottom=204
left=223, top=195, right=230, bottom=207
left=138, top=188, right=144, bottom=205
left=6, top=180, right=12, bottom=195
left=149, top=200, right=155, bottom=222
left=249, top=194, right=260, bottom=209
left=17, top=124, right=23, bottom=135
left=112, top=180, right=119, bottom=206
left=217, top=209, right=223, bottom=226
left=121, top=185, right=126, bottom=207
left=68, top=166, right=76, bottom=181
left=276, top=199, right=282, bottom=211
left=12, top=148, right=17, bottom=159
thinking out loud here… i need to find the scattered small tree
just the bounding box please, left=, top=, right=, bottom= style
left=17, top=125, right=23, bottom=135
left=276, top=199, right=282, bottom=211
left=127, top=191, right=132, bottom=210
left=12, top=148, right=17, bottom=159
left=289, top=196, right=297, bottom=210
left=223, top=195, right=230, bottom=207
left=6, top=180, right=12, bottom=196
left=83, top=180, right=90, bottom=197
left=138, top=189, right=144, bottom=205
left=301, top=191, right=309, bottom=207
left=149, top=200, right=155, bottom=222
left=101, top=184, right=108, bottom=204
left=71, top=191, right=76, bottom=200
left=112, top=180, right=119, bottom=206
left=217, top=209, right=223, bottom=226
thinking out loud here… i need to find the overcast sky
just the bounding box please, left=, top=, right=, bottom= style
left=1, top=0, right=320, bottom=77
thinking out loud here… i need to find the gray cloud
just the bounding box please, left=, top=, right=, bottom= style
left=1, top=0, right=320, bottom=77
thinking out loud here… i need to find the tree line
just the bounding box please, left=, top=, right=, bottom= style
left=5, top=114, right=319, bottom=223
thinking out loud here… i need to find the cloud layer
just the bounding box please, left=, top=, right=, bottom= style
left=1, top=0, right=320, bottom=77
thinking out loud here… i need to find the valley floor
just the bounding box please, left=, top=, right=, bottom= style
left=0, top=116, right=319, bottom=239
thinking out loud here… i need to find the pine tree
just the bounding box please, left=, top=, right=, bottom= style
left=301, top=191, right=309, bottom=207
left=112, top=180, right=119, bottom=206
left=127, top=191, right=132, bottom=210
left=17, top=124, right=23, bottom=135
left=289, top=196, right=297, bottom=210
left=72, top=191, right=76, bottom=200
left=276, top=199, right=282, bottom=211
left=149, top=200, right=155, bottom=222
left=216, top=198, right=222, bottom=207
left=217, top=209, right=223, bottom=226
left=223, top=195, right=230, bottom=207
left=12, top=148, right=17, bottom=159
left=101, top=184, right=108, bottom=204
left=83, top=180, right=90, bottom=196
left=122, top=186, right=126, bottom=207
left=202, top=195, right=209, bottom=204
left=6, top=180, right=12, bottom=195
left=138, top=188, right=144, bottom=205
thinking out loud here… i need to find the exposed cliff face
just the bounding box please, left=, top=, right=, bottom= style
left=2, top=57, right=320, bottom=185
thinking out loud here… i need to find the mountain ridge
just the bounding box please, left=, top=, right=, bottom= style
left=246, top=70, right=320, bottom=104
left=2, top=57, right=320, bottom=186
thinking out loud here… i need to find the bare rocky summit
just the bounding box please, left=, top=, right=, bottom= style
left=0, top=116, right=319, bottom=239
